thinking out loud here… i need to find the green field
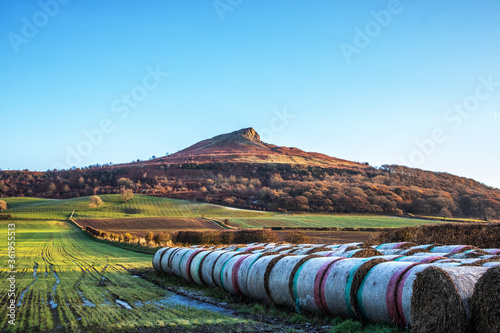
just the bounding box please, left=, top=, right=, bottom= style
left=229, top=214, right=443, bottom=229
left=2, top=195, right=268, bottom=220
left=2, top=195, right=439, bottom=229
left=0, top=220, right=248, bottom=332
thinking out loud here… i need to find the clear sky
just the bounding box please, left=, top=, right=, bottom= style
left=1, top=0, right=499, bottom=188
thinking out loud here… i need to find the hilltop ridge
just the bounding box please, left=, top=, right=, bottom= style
left=128, top=127, right=368, bottom=169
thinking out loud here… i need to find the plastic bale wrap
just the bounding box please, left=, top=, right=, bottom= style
left=212, top=251, right=245, bottom=288
left=376, top=242, right=417, bottom=250
left=153, top=247, right=170, bottom=272
left=236, top=253, right=264, bottom=298
left=267, top=255, right=313, bottom=308
left=483, top=262, right=500, bottom=268
left=343, top=248, right=382, bottom=258
left=293, top=256, right=346, bottom=314
left=371, top=255, right=404, bottom=261
left=397, top=264, right=488, bottom=333
left=294, top=246, right=331, bottom=255
left=189, top=250, right=212, bottom=286
left=431, top=245, right=477, bottom=255
left=356, top=261, right=419, bottom=325
left=200, top=250, right=227, bottom=287
left=246, top=254, right=287, bottom=302
left=322, top=257, right=387, bottom=319
left=471, top=266, right=500, bottom=333
left=327, top=245, right=359, bottom=257
left=170, top=248, right=193, bottom=278
left=219, top=254, right=251, bottom=295
left=410, top=244, right=440, bottom=251
left=394, top=254, right=447, bottom=264
left=483, top=249, right=500, bottom=255
left=380, top=248, right=429, bottom=256
left=160, top=247, right=184, bottom=276
left=449, top=249, right=490, bottom=259
left=179, top=248, right=206, bottom=283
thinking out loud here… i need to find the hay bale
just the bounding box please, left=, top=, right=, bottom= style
left=268, top=255, right=313, bottom=307
left=235, top=253, right=264, bottom=298
left=313, top=251, right=340, bottom=257
left=471, top=266, right=500, bottom=333
left=343, top=248, right=382, bottom=258
left=449, top=249, right=490, bottom=259
left=199, top=250, right=227, bottom=287
left=325, top=244, right=341, bottom=249
left=431, top=245, right=477, bottom=255
left=394, top=254, right=447, bottom=264
left=357, top=261, right=419, bottom=325
left=294, top=256, right=345, bottom=314
left=219, top=254, right=251, bottom=295
left=397, top=265, right=488, bottom=332
left=189, top=250, right=212, bottom=286
left=247, top=254, right=286, bottom=302
left=376, top=242, right=417, bottom=250
left=212, top=251, right=244, bottom=288
left=327, top=245, right=359, bottom=257
left=411, top=244, right=440, bottom=251
left=153, top=247, right=170, bottom=272
left=380, top=248, right=430, bottom=256
left=482, top=262, right=500, bottom=268
left=160, top=247, right=184, bottom=275
left=169, top=248, right=192, bottom=278
left=371, top=255, right=404, bottom=261
left=322, top=258, right=386, bottom=319
left=179, top=249, right=205, bottom=283
left=483, top=249, right=500, bottom=255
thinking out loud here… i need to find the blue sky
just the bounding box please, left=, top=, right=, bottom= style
left=1, top=0, right=499, bottom=188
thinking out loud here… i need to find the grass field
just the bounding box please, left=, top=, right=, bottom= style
left=2, top=195, right=440, bottom=230
left=0, top=220, right=250, bottom=332
left=2, top=195, right=269, bottom=220
left=228, top=214, right=443, bottom=229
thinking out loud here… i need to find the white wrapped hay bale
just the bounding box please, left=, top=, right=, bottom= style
left=212, top=251, right=244, bottom=288
left=293, top=256, right=346, bottom=314
left=356, top=261, right=419, bottom=325
left=483, top=248, right=500, bottom=255
left=170, top=248, right=193, bottom=278
left=394, top=254, right=447, bottom=264
left=199, top=250, right=227, bottom=287
left=431, top=245, right=477, bottom=256
left=236, top=253, right=264, bottom=298
left=342, top=248, right=382, bottom=258
left=189, top=250, right=212, bottom=286
left=322, top=257, right=387, bottom=319
left=267, top=255, right=316, bottom=308
left=246, top=254, right=287, bottom=302
left=376, top=242, right=417, bottom=250
left=160, top=247, right=185, bottom=275
left=219, top=254, right=252, bottom=295
left=179, top=248, right=206, bottom=283
left=153, top=247, right=170, bottom=272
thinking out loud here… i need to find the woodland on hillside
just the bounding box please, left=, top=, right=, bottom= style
left=1, top=163, right=499, bottom=220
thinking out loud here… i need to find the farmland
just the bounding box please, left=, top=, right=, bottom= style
left=3, top=195, right=439, bottom=229
left=0, top=219, right=267, bottom=332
